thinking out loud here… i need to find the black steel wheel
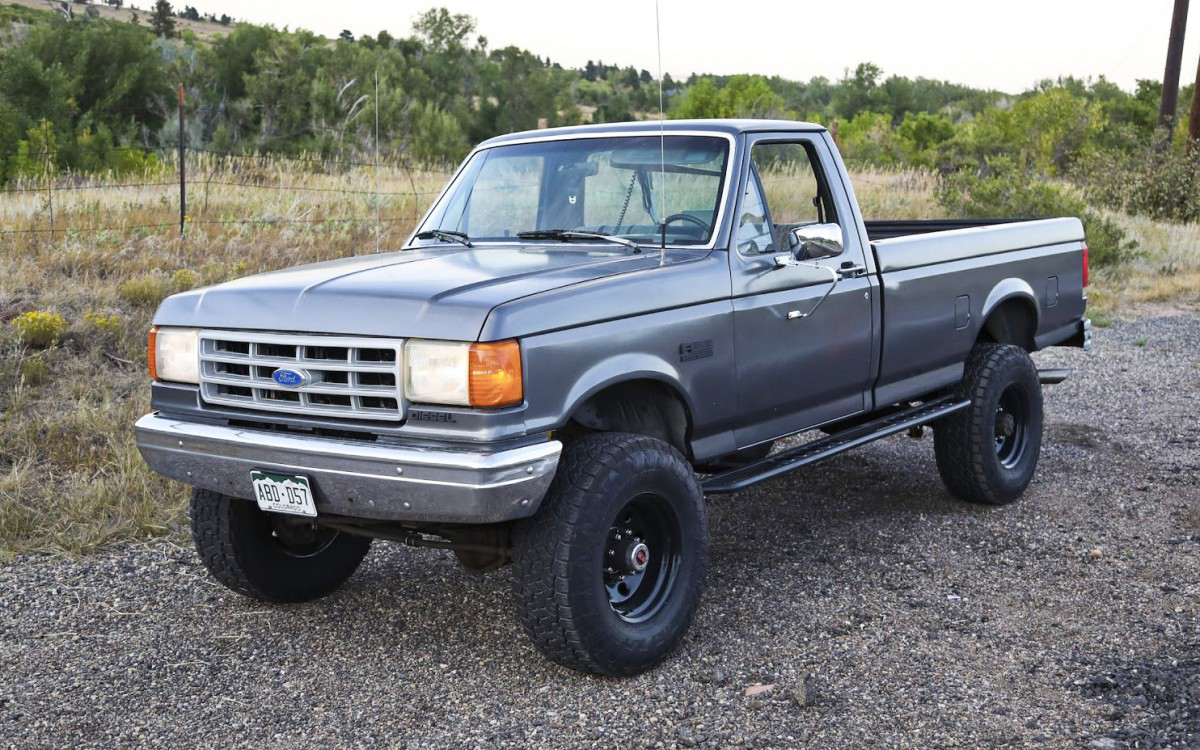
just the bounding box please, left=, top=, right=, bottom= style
left=190, top=488, right=371, bottom=603
left=934, top=343, right=1044, bottom=505
left=993, top=383, right=1031, bottom=469
left=603, top=493, right=682, bottom=622
left=511, top=432, right=708, bottom=676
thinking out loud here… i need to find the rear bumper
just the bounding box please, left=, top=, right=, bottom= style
left=1037, top=317, right=1091, bottom=351
left=1070, top=317, right=1092, bottom=351
left=134, top=414, right=561, bottom=524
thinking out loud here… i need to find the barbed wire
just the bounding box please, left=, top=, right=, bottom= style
left=0, top=121, right=458, bottom=237
left=0, top=216, right=413, bottom=236
left=0, top=180, right=178, bottom=195
left=198, top=179, right=443, bottom=197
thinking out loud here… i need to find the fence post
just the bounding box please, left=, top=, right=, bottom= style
left=178, top=82, right=186, bottom=235
left=45, top=136, right=54, bottom=238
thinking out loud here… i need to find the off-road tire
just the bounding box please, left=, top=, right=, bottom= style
left=934, top=343, right=1044, bottom=505
left=511, top=432, right=708, bottom=676
left=190, top=488, right=371, bottom=603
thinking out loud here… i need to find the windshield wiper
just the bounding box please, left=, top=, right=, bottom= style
left=516, top=229, right=640, bottom=252
left=414, top=229, right=472, bottom=247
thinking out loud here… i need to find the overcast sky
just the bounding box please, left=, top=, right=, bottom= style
left=170, top=0, right=1200, bottom=94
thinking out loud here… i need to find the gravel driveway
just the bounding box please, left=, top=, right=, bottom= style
left=2, top=312, right=1198, bottom=749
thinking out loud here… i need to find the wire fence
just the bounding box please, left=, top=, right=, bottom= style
left=0, top=143, right=456, bottom=240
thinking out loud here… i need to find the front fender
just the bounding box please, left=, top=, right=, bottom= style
left=557, top=353, right=694, bottom=429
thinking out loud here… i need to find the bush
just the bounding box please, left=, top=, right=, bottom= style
left=936, top=159, right=1137, bottom=267
left=10, top=311, right=67, bottom=349
left=172, top=269, right=198, bottom=292
left=117, top=275, right=172, bottom=307
left=82, top=312, right=122, bottom=343
left=118, top=269, right=201, bottom=308
left=1077, top=144, right=1200, bottom=224
left=20, top=354, right=51, bottom=386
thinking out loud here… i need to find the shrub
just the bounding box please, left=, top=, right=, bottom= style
left=117, top=275, right=172, bottom=307
left=936, top=159, right=1136, bottom=267
left=172, top=269, right=198, bottom=292
left=20, top=354, right=51, bottom=386
left=10, top=311, right=67, bottom=349
left=82, top=312, right=123, bottom=346
left=1077, top=144, right=1200, bottom=224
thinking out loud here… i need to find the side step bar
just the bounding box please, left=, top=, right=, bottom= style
left=702, top=396, right=971, bottom=495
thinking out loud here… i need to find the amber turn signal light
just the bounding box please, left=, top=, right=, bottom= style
left=147, top=326, right=159, bottom=380
left=468, top=340, right=523, bottom=407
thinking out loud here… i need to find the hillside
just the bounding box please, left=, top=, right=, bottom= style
left=7, top=0, right=232, bottom=39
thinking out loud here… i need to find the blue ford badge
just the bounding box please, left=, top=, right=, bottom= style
left=272, top=368, right=309, bottom=388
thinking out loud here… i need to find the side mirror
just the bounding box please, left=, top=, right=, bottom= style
left=789, top=223, right=844, bottom=261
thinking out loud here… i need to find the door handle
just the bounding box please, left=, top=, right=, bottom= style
left=838, top=262, right=867, bottom=279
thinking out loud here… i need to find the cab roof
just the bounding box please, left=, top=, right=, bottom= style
left=478, top=119, right=827, bottom=147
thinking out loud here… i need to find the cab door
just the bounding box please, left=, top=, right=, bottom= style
left=731, top=134, right=876, bottom=447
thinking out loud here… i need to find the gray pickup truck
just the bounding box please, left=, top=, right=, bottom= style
left=136, top=119, right=1090, bottom=676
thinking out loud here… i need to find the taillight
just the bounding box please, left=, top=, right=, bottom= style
left=1081, top=243, right=1089, bottom=287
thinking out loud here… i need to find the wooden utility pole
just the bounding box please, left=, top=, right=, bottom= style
left=1158, top=0, right=1190, bottom=146
left=1189, top=51, right=1200, bottom=152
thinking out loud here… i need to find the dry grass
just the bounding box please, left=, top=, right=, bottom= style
left=847, top=167, right=942, bottom=220
left=0, top=155, right=449, bottom=559
left=0, top=160, right=1194, bottom=559
left=1090, top=214, right=1200, bottom=317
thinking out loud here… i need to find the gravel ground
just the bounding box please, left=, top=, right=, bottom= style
left=2, top=312, right=1198, bottom=749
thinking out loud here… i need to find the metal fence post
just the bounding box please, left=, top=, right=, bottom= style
left=178, top=83, right=186, bottom=235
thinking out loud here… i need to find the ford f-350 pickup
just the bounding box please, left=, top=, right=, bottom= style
left=136, top=120, right=1090, bottom=676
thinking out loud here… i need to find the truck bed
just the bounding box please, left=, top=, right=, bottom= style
left=867, top=217, right=1087, bottom=407
left=863, top=218, right=1030, bottom=242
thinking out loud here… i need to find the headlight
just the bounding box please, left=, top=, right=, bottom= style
left=148, top=326, right=199, bottom=384
left=405, top=339, right=522, bottom=408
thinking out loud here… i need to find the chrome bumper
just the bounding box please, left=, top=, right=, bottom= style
left=134, top=414, right=562, bottom=523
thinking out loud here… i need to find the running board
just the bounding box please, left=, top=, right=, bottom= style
left=702, top=396, right=971, bottom=495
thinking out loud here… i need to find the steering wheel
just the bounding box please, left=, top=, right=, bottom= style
left=662, top=213, right=712, bottom=235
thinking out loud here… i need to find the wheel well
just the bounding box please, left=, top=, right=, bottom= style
left=978, top=297, right=1037, bottom=351
left=563, top=380, right=692, bottom=459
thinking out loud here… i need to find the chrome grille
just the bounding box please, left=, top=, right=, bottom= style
left=198, top=331, right=404, bottom=421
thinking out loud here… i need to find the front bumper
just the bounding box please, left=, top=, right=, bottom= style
left=134, top=414, right=562, bottom=524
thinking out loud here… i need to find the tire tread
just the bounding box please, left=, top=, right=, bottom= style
left=511, top=432, right=706, bottom=675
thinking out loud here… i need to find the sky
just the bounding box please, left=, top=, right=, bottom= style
left=167, top=0, right=1200, bottom=95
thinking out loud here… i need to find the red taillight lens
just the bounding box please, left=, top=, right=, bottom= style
left=1081, top=243, right=1089, bottom=287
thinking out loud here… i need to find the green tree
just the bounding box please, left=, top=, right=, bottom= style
left=593, top=92, right=633, bottom=123
left=477, top=46, right=558, bottom=135
left=895, top=111, right=955, bottom=166
left=203, top=24, right=276, bottom=101
left=832, top=62, right=885, bottom=119
left=671, top=75, right=790, bottom=119
left=150, top=0, right=175, bottom=38
left=243, top=31, right=326, bottom=151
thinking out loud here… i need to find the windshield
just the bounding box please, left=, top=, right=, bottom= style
left=415, top=135, right=730, bottom=247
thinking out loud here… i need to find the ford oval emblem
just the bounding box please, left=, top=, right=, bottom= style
left=272, top=368, right=309, bottom=388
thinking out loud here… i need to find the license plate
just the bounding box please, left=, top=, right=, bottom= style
left=250, top=471, right=317, bottom=517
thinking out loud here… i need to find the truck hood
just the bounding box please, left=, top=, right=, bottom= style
left=153, top=244, right=717, bottom=340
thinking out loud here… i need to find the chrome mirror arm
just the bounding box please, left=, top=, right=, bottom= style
left=771, top=257, right=840, bottom=319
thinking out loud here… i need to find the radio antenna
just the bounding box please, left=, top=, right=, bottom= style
left=655, top=0, right=666, bottom=264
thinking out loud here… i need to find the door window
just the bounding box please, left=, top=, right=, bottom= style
left=738, top=141, right=839, bottom=255
left=735, top=165, right=773, bottom=254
